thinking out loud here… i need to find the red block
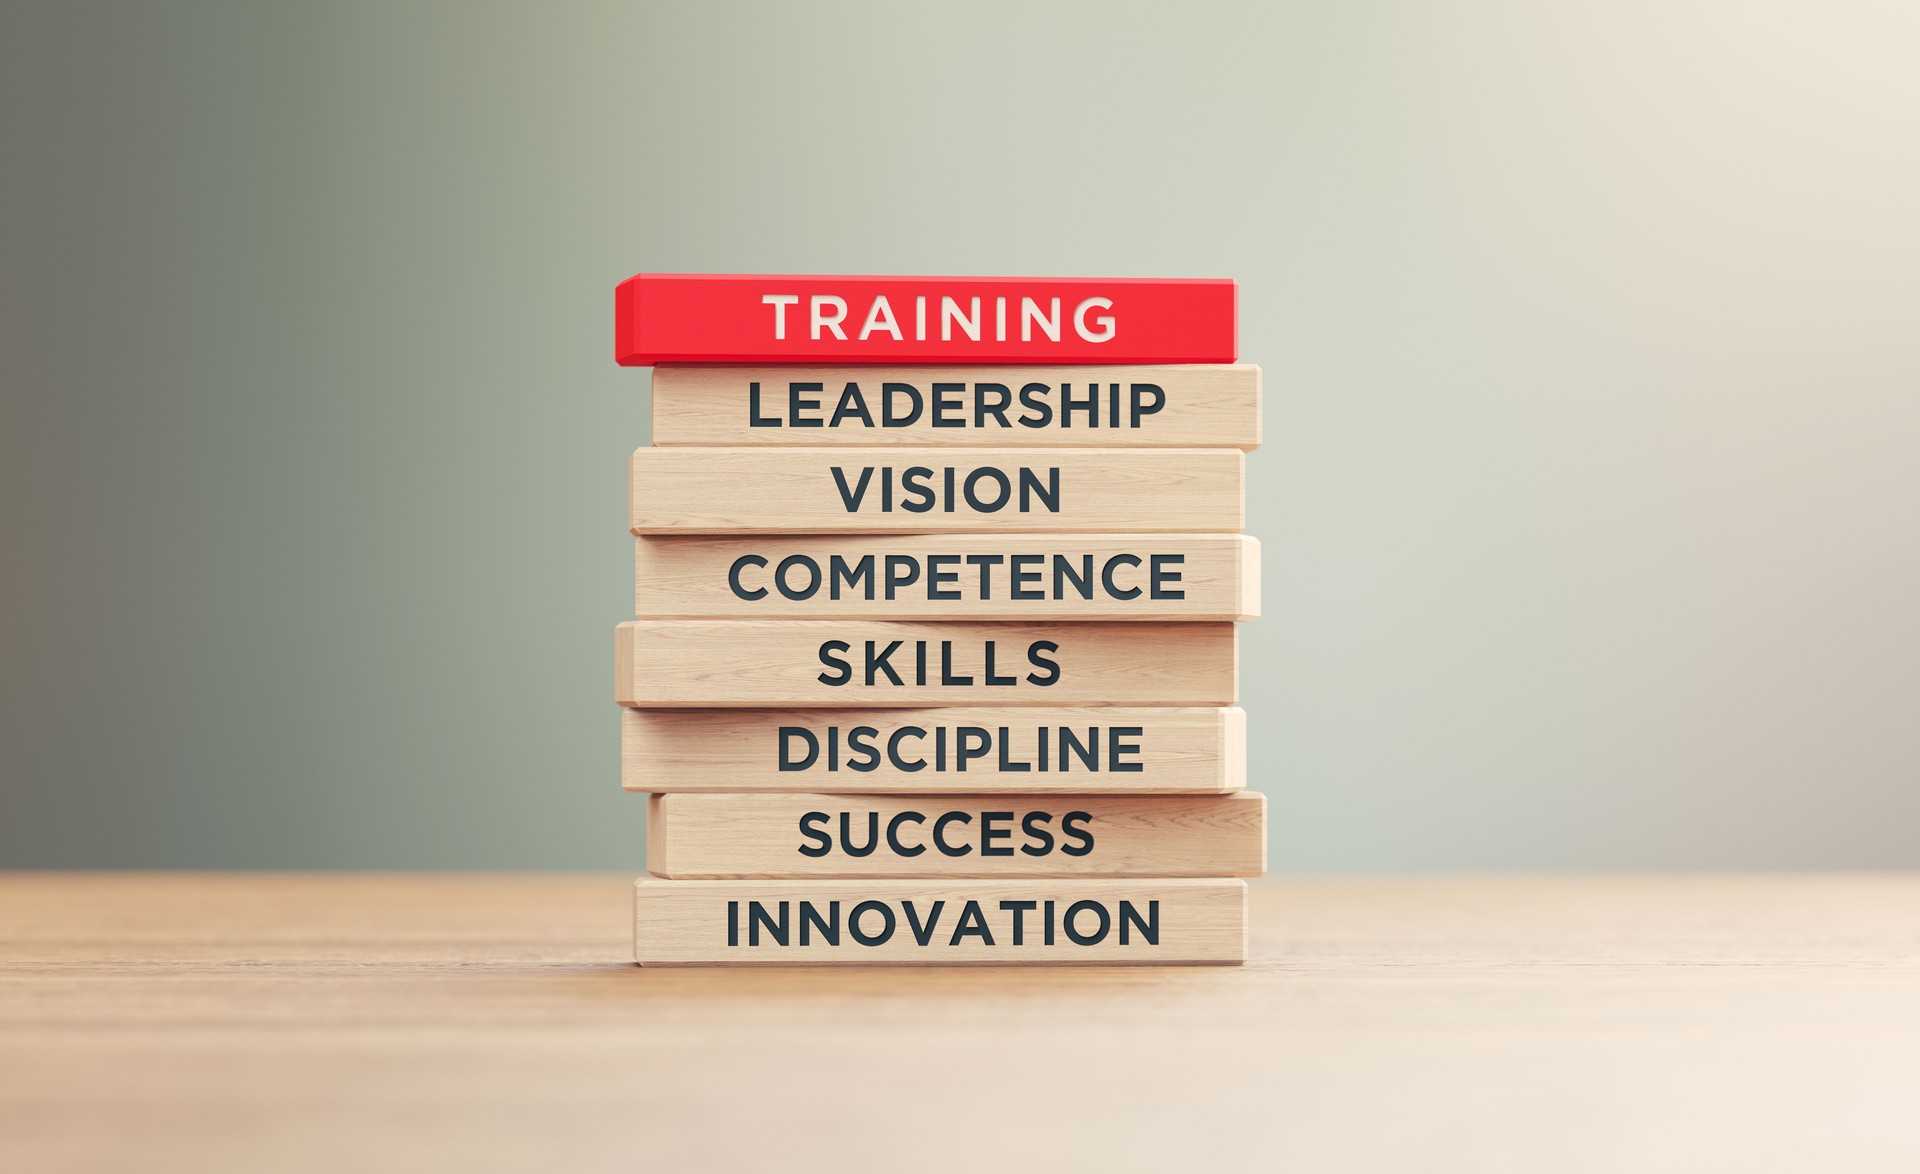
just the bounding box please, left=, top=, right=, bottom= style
left=614, top=274, right=1236, bottom=365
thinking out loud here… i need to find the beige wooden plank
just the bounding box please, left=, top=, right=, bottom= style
left=615, top=620, right=1236, bottom=707
left=650, top=363, right=1262, bottom=449
left=12, top=874, right=1920, bottom=1168
left=635, top=533, right=1259, bottom=620
left=647, top=792, right=1266, bottom=879
left=623, top=706, right=1245, bottom=794
left=633, top=877, right=1247, bottom=965
left=629, top=447, right=1244, bottom=534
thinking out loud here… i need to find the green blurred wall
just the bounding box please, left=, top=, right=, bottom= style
left=3, top=1, right=1917, bottom=867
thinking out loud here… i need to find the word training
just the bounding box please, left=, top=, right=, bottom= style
left=762, top=293, right=1115, bottom=344
left=747, top=379, right=1166, bottom=432
left=615, top=275, right=1237, bottom=364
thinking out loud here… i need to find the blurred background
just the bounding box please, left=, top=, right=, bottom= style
left=3, top=1, right=1916, bottom=869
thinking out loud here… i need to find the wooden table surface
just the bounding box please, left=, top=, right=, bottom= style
left=3, top=873, right=1917, bottom=1172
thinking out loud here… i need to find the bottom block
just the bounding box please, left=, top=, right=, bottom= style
left=633, top=878, right=1247, bottom=966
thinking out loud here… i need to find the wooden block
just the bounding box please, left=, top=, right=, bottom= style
left=636, top=534, right=1260, bottom=621
left=622, top=706, right=1246, bottom=794
left=650, top=364, right=1261, bottom=449
left=615, top=274, right=1236, bottom=365
left=633, top=878, right=1248, bottom=965
left=629, top=447, right=1244, bottom=534
left=615, top=620, right=1235, bottom=707
left=647, top=792, right=1266, bottom=879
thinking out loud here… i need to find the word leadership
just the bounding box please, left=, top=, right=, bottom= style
left=746, top=379, right=1171, bottom=432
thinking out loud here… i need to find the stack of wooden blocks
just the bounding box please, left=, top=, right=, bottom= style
left=614, top=274, right=1262, bottom=965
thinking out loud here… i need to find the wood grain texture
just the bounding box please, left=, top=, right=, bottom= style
left=622, top=706, right=1247, bottom=794
left=629, top=447, right=1244, bottom=534
left=6, top=874, right=1920, bottom=1172
left=615, top=620, right=1236, bottom=706
left=650, top=363, right=1262, bottom=449
left=646, top=792, right=1266, bottom=879
left=635, top=533, right=1259, bottom=620
left=633, top=877, right=1248, bottom=965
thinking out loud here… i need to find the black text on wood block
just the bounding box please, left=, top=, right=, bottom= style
left=621, top=706, right=1246, bottom=793
left=635, top=534, right=1260, bottom=621
left=629, top=448, right=1244, bottom=534
left=633, top=877, right=1248, bottom=965
left=615, top=620, right=1237, bottom=707
left=650, top=364, right=1261, bottom=449
left=647, top=792, right=1266, bottom=879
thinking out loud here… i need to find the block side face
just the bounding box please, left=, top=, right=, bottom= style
left=631, top=878, right=648, bottom=964
left=1236, top=535, right=1262, bottom=621
left=1224, top=627, right=1240, bottom=707
left=1231, top=879, right=1250, bottom=963
left=614, top=622, right=637, bottom=706
left=1224, top=280, right=1240, bottom=365
left=1222, top=707, right=1247, bottom=792
left=1230, top=449, right=1247, bottom=532
left=627, top=448, right=646, bottom=535
left=1248, top=363, right=1263, bottom=449
left=619, top=706, right=650, bottom=791
left=645, top=794, right=667, bottom=875
left=614, top=277, right=640, bottom=365
left=1243, top=791, right=1268, bottom=877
